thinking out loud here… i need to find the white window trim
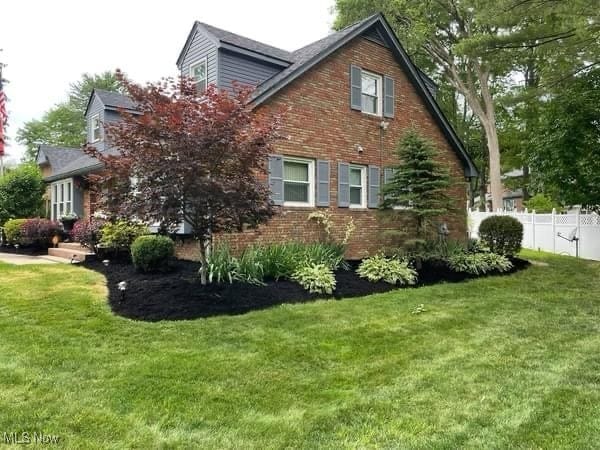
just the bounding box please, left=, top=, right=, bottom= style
left=189, top=57, right=208, bottom=93
left=50, top=178, right=74, bottom=221
left=283, top=157, right=315, bottom=208
left=349, top=165, right=367, bottom=209
left=361, top=70, right=383, bottom=117
left=90, top=114, right=101, bottom=143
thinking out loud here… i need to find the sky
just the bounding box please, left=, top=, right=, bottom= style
left=0, top=0, right=336, bottom=165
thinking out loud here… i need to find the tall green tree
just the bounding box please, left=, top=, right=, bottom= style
left=381, top=129, right=451, bottom=238
left=0, top=163, right=45, bottom=225
left=334, top=0, right=598, bottom=211
left=528, top=69, right=600, bottom=210
left=17, top=71, right=121, bottom=161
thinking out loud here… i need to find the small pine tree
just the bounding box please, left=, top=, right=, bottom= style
left=381, top=129, right=452, bottom=238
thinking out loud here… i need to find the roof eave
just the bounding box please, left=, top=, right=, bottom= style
left=44, top=163, right=103, bottom=183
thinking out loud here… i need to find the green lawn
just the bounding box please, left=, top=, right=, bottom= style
left=1, top=251, right=599, bottom=449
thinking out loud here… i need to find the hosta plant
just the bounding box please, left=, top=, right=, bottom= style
left=357, top=254, right=417, bottom=285
left=291, top=263, right=336, bottom=295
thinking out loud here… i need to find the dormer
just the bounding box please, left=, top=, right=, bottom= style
left=176, top=22, right=292, bottom=93
left=84, top=89, right=137, bottom=151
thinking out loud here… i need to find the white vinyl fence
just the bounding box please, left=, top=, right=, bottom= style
left=469, top=209, right=600, bottom=261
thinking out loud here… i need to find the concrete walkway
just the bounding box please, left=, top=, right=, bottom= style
left=0, top=252, right=67, bottom=265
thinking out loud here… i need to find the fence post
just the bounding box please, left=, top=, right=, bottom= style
left=576, top=209, right=581, bottom=258
left=552, top=208, right=556, bottom=253
left=532, top=210, right=536, bottom=250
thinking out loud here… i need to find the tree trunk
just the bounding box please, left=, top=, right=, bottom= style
left=198, top=239, right=208, bottom=285
left=522, top=165, right=530, bottom=201
left=483, top=121, right=503, bottom=211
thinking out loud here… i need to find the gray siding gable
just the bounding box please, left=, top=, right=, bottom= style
left=218, top=49, right=282, bottom=92
left=86, top=95, right=105, bottom=151
left=177, top=25, right=219, bottom=86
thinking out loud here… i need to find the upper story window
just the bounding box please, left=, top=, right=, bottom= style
left=349, top=165, right=367, bottom=208
left=190, top=58, right=208, bottom=94
left=361, top=71, right=382, bottom=116
left=90, top=114, right=101, bottom=142
left=283, top=157, right=315, bottom=207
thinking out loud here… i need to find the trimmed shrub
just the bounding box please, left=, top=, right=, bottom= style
left=71, top=219, right=105, bottom=251
left=357, top=254, right=418, bottom=285
left=20, top=218, right=62, bottom=248
left=131, top=235, right=174, bottom=272
left=447, top=252, right=513, bottom=275
left=291, top=263, right=336, bottom=295
left=478, top=216, right=523, bottom=256
left=3, top=218, right=27, bottom=245
left=100, top=220, right=149, bottom=252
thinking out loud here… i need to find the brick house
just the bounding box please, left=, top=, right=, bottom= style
left=37, top=13, right=477, bottom=259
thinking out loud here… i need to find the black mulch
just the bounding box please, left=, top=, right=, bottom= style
left=0, top=245, right=48, bottom=256
left=83, top=257, right=530, bottom=322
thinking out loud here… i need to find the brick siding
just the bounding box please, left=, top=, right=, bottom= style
left=176, top=36, right=468, bottom=260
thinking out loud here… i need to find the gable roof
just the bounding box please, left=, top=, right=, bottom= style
left=83, top=89, right=137, bottom=117
left=36, top=145, right=83, bottom=173
left=250, top=13, right=477, bottom=178
left=177, top=22, right=293, bottom=67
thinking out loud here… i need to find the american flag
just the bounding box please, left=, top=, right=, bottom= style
left=0, top=70, right=7, bottom=157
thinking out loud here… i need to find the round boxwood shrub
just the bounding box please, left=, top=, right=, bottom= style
left=3, top=218, right=27, bottom=245
left=478, top=215, right=523, bottom=257
left=131, top=235, right=174, bottom=272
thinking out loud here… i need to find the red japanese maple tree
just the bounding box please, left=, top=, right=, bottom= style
left=85, top=71, right=283, bottom=284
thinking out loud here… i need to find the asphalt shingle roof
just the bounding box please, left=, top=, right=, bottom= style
left=253, top=18, right=370, bottom=100
left=38, top=145, right=83, bottom=174
left=94, top=89, right=137, bottom=110
left=197, top=22, right=293, bottom=62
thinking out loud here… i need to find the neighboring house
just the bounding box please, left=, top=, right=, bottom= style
left=38, top=13, right=477, bottom=259
left=36, top=89, right=138, bottom=221
left=480, top=169, right=525, bottom=212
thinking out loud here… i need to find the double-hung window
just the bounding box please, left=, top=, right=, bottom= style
left=51, top=179, right=73, bottom=220
left=349, top=165, right=367, bottom=208
left=283, top=158, right=314, bottom=207
left=361, top=71, right=382, bottom=116
left=190, top=58, right=208, bottom=94
left=90, top=114, right=101, bottom=142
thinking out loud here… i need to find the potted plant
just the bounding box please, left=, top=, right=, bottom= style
left=59, top=213, right=79, bottom=234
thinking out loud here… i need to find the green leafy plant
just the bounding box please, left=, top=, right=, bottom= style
left=447, top=252, right=513, bottom=275
left=0, top=164, right=45, bottom=226
left=207, top=244, right=238, bottom=284
left=357, top=254, right=418, bottom=285
left=291, top=263, right=336, bottom=295
left=100, top=220, right=149, bottom=253
left=478, top=216, right=523, bottom=256
left=3, top=218, right=27, bottom=245
left=523, top=194, right=562, bottom=213
left=131, top=235, right=175, bottom=272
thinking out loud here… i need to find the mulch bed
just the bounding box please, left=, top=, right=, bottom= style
left=0, top=245, right=48, bottom=256
left=84, top=257, right=530, bottom=322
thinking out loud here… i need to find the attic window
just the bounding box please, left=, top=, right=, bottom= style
left=361, top=71, right=382, bottom=116
left=90, top=114, right=101, bottom=143
left=190, top=58, right=207, bottom=94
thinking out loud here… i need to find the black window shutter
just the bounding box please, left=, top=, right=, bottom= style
left=383, top=76, right=394, bottom=118
left=350, top=65, right=362, bottom=111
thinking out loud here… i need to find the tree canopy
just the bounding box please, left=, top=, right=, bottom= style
left=0, top=163, right=45, bottom=225
left=85, top=73, right=284, bottom=284
left=17, top=71, right=121, bottom=161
